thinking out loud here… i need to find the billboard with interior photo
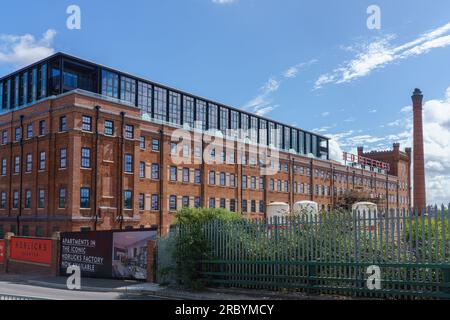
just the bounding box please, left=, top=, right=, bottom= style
left=112, top=230, right=157, bottom=280
left=60, top=228, right=157, bottom=280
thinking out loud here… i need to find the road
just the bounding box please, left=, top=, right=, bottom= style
left=0, top=281, right=163, bottom=300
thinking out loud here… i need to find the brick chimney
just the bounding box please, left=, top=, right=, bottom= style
left=412, top=89, right=426, bottom=211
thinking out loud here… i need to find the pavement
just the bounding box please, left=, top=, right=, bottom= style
left=0, top=274, right=350, bottom=300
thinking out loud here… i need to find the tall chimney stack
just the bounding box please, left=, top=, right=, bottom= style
left=412, top=88, right=426, bottom=212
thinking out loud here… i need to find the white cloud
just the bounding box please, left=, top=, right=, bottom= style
left=0, top=29, right=56, bottom=68
left=321, top=112, right=330, bottom=117
left=315, top=22, right=450, bottom=89
left=330, top=86, right=450, bottom=204
left=212, top=0, right=236, bottom=4
left=243, top=60, right=316, bottom=116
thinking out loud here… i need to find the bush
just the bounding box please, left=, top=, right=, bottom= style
left=172, top=208, right=243, bottom=289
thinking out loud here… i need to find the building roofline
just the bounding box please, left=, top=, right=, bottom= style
left=0, top=51, right=329, bottom=141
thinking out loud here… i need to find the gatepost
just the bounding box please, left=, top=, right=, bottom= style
left=147, top=240, right=157, bottom=283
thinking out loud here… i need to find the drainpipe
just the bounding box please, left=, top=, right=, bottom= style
left=159, top=128, right=164, bottom=237
left=17, top=115, right=24, bottom=236
left=118, top=112, right=125, bottom=230
left=93, top=106, right=100, bottom=231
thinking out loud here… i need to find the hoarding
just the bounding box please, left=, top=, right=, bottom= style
left=9, top=237, right=53, bottom=265
left=60, top=229, right=157, bottom=280
left=0, top=240, right=4, bottom=264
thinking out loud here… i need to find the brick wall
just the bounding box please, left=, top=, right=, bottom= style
left=0, top=92, right=412, bottom=237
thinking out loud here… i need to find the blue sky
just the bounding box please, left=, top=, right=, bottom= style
left=1, top=0, right=450, bottom=204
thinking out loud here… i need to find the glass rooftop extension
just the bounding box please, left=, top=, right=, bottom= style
left=0, top=52, right=329, bottom=160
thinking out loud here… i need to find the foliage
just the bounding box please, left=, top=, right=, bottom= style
left=405, top=215, right=449, bottom=262
left=171, top=208, right=243, bottom=289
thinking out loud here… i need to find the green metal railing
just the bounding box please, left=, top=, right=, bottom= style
left=174, top=207, right=450, bottom=299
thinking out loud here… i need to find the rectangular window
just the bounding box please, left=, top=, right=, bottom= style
left=14, top=156, right=20, bottom=174
left=194, top=197, right=201, bottom=209
left=259, top=177, right=265, bottom=190
left=259, top=201, right=265, bottom=213
left=153, top=87, right=167, bottom=121
left=220, top=172, right=226, bottom=186
left=124, top=154, right=133, bottom=173
left=40, top=64, right=47, bottom=98
left=0, top=192, right=6, bottom=209
left=231, top=111, right=239, bottom=131
left=152, top=139, right=160, bottom=151
left=38, top=189, right=45, bottom=208
left=139, top=193, right=145, bottom=211
left=220, top=198, right=226, bottom=209
left=2, top=130, right=7, bottom=145
left=169, top=195, right=177, bottom=211
left=151, top=194, right=159, bottom=211
left=170, top=166, right=177, bottom=182
left=22, top=225, right=30, bottom=237
left=25, top=190, right=31, bottom=208
left=138, top=81, right=152, bottom=115
left=39, top=120, right=46, bottom=136
left=152, top=164, right=159, bottom=180
left=60, top=148, right=67, bottom=169
left=80, top=188, right=90, bottom=208
left=196, top=100, right=207, bottom=130
left=242, top=176, right=247, bottom=189
left=219, top=107, right=229, bottom=133
left=120, top=76, right=136, bottom=104
left=242, top=200, right=247, bottom=213
left=59, top=188, right=66, bottom=209
left=13, top=191, right=19, bottom=208
left=209, top=171, right=216, bottom=185
left=183, top=168, right=190, bottom=183
left=139, top=162, right=145, bottom=178
left=22, top=72, right=28, bottom=105
left=259, top=119, right=267, bottom=145
left=250, top=117, right=258, bottom=142
left=59, top=116, right=67, bottom=132
left=182, top=196, right=189, bottom=208
left=15, top=127, right=21, bottom=141
left=1, top=159, right=6, bottom=176
left=82, top=115, right=92, bottom=131
left=183, top=96, right=195, bottom=127
left=26, top=153, right=32, bottom=173
left=124, top=190, right=133, bottom=209
left=208, top=103, right=218, bottom=129
left=104, top=120, right=114, bottom=136
left=139, top=136, right=146, bottom=149
left=125, top=125, right=134, bottom=139
left=27, top=124, right=33, bottom=139
left=209, top=198, right=216, bottom=209
left=251, top=200, right=256, bottom=213
left=230, top=174, right=236, bottom=187
left=251, top=176, right=256, bottom=190
left=168, top=91, right=181, bottom=125
left=230, top=199, right=236, bottom=212
left=102, top=70, right=119, bottom=99
left=81, top=148, right=91, bottom=168
left=195, top=169, right=201, bottom=184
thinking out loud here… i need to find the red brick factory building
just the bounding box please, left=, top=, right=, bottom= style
left=0, top=53, right=415, bottom=237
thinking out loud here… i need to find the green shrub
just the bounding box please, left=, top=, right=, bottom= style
left=172, top=208, right=243, bottom=289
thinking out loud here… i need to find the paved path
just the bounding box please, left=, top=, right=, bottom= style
left=0, top=276, right=165, bottom=300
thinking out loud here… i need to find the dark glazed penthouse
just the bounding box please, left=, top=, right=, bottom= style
left=0, top=53, right=330, bottom=159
